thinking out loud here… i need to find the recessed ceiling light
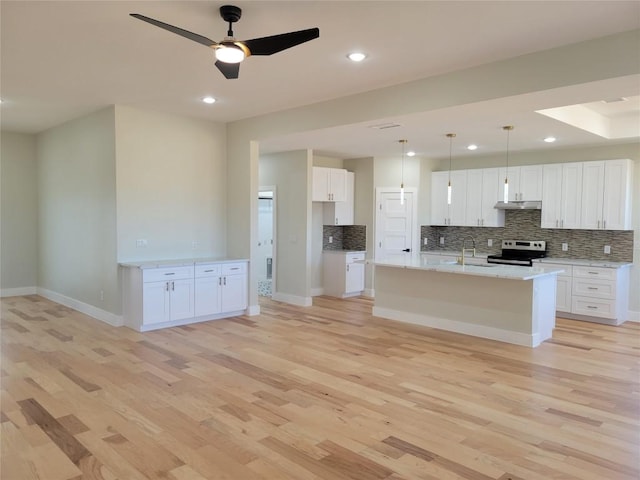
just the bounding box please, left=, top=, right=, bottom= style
left=202, top=96, right=216, bottom=104
left=467, top=144, right=478, bottom=150
left=544, top=136, right=556, bottom=143
left=407, top=151, right=416, bottom=157
left=347, top=52, right=367, bottom=62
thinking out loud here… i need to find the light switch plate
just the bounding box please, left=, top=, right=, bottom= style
left=440, top=237, right=445, bottom=245
left=562, top=243, right=568, bottom=251
left=604, top=245, right=611, bottom=254
left=487, top=239, right=493, bottom=247
left=329, top=236, right=333, bottom=244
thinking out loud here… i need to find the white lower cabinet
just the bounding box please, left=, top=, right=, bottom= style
left=123, top=260, right=248, bottom=331
left=142, top=266, right=194, bottom=325
left=541, top=261, right=630, bottom=325
left=323, top=251, right=365, bottom=298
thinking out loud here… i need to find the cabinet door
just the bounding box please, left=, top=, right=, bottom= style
left=602, top=159, right=631, bottom=230
left=560, top=162, right=583, bottom=229
left=169, top=278, right=195, bottom=321
left=580, top=161, right=605, bottom=229
left=194, top=276, right=222, bottom=317
left=328, top=168, right=347, bottom=202
left=480, top=168, right=504, bottom=227
left=221, top=274, right=248, bottom=312
left=430, top=171, right=450, bottom=225
left=541, top=164, right=562, bottom=228
left=519, top=165, right=543, bottom=201
left=143, top=281, right=170, bottom=325
left=345, top=262, right=365, bottom=293
left=464, top=169, right=483, bottom=226
left=324, top=171, right=354, bottom=225
left=448, top=170, right=467, bottom=226
left=312, top=167, right=330, bottom=201
left=498, top=167, right=520, bottom=202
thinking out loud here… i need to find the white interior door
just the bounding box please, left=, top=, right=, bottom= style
left=375, top=189, right=416, bottom=260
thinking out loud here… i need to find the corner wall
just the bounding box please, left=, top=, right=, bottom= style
left=1, top=131, right=38, bottom=295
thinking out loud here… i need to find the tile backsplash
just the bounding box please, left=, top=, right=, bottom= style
left=422, top=210, right=633, bottom=262
left=323, top=225, right=366, bottom=251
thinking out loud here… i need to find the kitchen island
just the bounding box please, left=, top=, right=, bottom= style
left=371, top=255, right=563, bottom=347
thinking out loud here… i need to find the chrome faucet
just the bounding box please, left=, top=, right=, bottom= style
left=459, top=236, right=476, bottom=265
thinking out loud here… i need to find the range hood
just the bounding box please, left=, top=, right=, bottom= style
left=494, top=200, right=542, bottom=210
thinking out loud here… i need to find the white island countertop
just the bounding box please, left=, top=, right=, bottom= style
left=371, top=255, right=563, bottom=281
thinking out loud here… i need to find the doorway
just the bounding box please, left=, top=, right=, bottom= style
left=258, top=188, right=276, bottom=297
left=375, top=188, right=417, bottom=260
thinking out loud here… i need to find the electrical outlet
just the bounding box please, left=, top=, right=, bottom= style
left=423, top=238, right=428, bottom=246
left=562, top=242, right=568, bottom=251
left=328, top=236, right=333, bottom=244
left=136, top=239, right=147, bottom=247
left=440, top=237, right=445, bottom=245
left=487, top=239, right=493, bottom=247
left=604, top=245, right=611, bottom=254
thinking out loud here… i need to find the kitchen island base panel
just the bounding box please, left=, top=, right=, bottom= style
left=372, top=266, right=557, bottom=347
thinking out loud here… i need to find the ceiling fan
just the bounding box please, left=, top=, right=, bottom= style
left=131, top=5, right=319, bottom=79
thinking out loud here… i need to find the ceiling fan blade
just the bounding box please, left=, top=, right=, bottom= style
left=130, top=13, right=217, bottom=47
left=243, top=28, right=319, bottom=56
left=215, top=61, right=240, bottom=79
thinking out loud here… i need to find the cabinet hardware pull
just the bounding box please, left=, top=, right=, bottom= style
left=603, top=220, right=606, bottom=229
left=164, top=272, right=175, bottom=275
left=597, top=220, right=600, bottom=228
left=587, top=305, right=598, bottom=309
left=230, top=267, right=239, bottom=270
left=166, top=282, right=169, bottom=291
left=556, top=220, right=558, bottom=227
left=204, top=269, right=214, bottom=273
left=588, top=271, right=599, bottom=275
left=218, top=277, right=222, bottom=285
left=347, top=265, right=350, bottom=272
left=223, top=277, right=226, bottom=285
left=587, top=287, right=598, bottom=290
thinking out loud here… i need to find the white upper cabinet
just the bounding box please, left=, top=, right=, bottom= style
left=323, top=171, right=354, bottom=225
left=312, top=166, right=347, bottom=202
left=580, top=159, right=633, bottom=230
left=465, top=168, right=504, bottom=227
left=541, top=162, right=582, bottom=229
left=430, top=171, right=450, bottom=226
left=498, top=165, right=543, bottom=201
left=431, top=170, right=467, bottom=226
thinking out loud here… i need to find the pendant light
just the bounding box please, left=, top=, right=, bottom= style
left=446, top=133, right=456, bottom=205
left=502, top=125, right=514, bottom=203
left=398, top=139, right=407, bottom=205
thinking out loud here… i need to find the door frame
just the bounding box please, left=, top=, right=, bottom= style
left=374, top=186, right=418, bottom=260
left=259, top=186, right=277, bottom=296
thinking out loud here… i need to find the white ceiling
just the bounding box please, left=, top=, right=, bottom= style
left=1, top=1, right=639, bottom=159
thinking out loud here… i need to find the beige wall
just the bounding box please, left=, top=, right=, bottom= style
left=260, top=150, right=313, bottom=303
left=1, top=131, right=38, bottom=293
left=115, top=106, right=227, bottom=262
left=37, top=107, right=119, bottom=313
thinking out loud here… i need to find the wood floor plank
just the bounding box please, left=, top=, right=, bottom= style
left=2, top=294, right=639, bottom=479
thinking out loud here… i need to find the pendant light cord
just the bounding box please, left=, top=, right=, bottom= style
left=503, top=125, right=513, bottom=181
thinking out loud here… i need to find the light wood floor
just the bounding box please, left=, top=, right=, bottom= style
left=1, top=294, right=639, bottom=480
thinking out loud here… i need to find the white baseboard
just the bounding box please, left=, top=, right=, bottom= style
left=310, top=287, right=324, bottom=297
left=363, top=288, right=375, bottom=298
left=271, top=292, right=312, bottom=307
left=372, top=306, right=540, bottom=347
left=1, top=286, right=37, bottom=297
left=627, top=309, right=640, bottom=322
left=37, top=288, right=124, bottom=327
left=246, top=304, right=260, bottom=316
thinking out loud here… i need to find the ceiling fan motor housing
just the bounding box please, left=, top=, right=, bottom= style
left=220, top=5, right=242, bottom=23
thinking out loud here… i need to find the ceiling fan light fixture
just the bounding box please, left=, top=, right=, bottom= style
left=215, top=43, right=246, bottom=63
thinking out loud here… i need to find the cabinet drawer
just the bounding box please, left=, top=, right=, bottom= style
left=195, top=264, right=221, bottom=277
left=572, top=296, right=616, bottom=319
left=222, top=262, right=247, bottom=275
left=572, top=278, right=615, bottom=299
left=143, top=266, right=194, bottom=283
left=573, top=266, right=616, bottom=281
left=346, top=252, right=365, bottom=263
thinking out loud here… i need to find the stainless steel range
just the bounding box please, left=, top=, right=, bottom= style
left=487, top=240, right=546, bottom=266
